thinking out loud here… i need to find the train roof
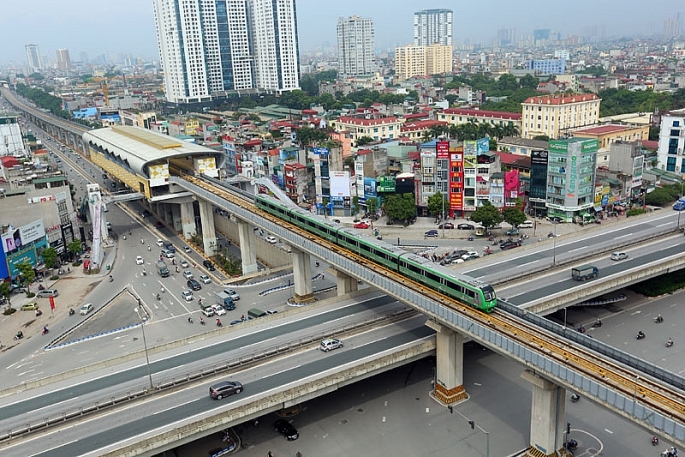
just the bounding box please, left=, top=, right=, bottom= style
left=401, top=252, right=491, bottom=290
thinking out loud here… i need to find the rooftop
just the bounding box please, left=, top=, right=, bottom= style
left=523, top=93, right=600, bottom=105
left=573, top=124, right=637, bottom=135
left=440, top=108, right=521, bottom=120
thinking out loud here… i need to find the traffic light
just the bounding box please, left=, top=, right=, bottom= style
left=468, top=420, right=475, bottom=430
left=448, top=406, right=453, bottom=414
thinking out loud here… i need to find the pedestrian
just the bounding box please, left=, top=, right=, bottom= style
left=241, top=314, right=245, bottom=321
left=267, top=452, right=273, bottom=457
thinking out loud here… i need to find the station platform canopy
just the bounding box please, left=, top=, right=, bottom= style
left=82, top=126, right=225, bottom=178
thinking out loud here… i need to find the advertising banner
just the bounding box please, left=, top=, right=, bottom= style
left=364, top=177, right=377, bottom=199
left=330, top=171, right=351, bottom=197
left=504, top=170, right=520, bottom=198
left=2, top=220, right=46, bottom=254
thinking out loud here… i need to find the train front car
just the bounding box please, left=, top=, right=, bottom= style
left=398, top=253, right=497, bottom=313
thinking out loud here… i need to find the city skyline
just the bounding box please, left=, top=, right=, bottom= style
left=0, top=0, right=684, bottom=66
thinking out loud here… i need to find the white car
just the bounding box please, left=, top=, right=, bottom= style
left=519, top=220, right=534, bottom=229
left=461, top=251, right=480, bottom=260
left=180, top=259, right=189, bottom=268
left=155, top=239, right=164, bottom=247
left=610, top=251, right=628, bottom=261
left=135, top=256, right=144, bottom=265
left=80, top=303, right=94, bottom=315
left=211, top=304, right=226, bottom=316
left=181, top=290, right=193, bottom=301
left=183, top=270, right=194, bottom=279
left=223, top=288, right=240, bottom=300
left=184, top=246, right=191, bottom=253
left=265, top=235, right=278, bottom=244
left=320, top=338, right=343, bottom=352
left=199, top=274, right=211, bottom=284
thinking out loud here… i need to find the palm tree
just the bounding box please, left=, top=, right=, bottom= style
left=421, top=131, right=434, bottom=143
left=502, top=123, right=520, bottom=137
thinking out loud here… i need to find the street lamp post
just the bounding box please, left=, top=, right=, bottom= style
left=552, top=220, right=557, bottom=266
left=134, top=306, right=154, bottom=391
left=447, top=406, right=490, bottom=457
left=678, top=181, right=684, bottom=229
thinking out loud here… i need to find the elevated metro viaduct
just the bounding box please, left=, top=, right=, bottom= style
left=6, top=93, right=685, bottom=455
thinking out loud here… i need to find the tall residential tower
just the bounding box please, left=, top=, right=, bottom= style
left=25, top=44, right=42, bottom=73
left=413, top=9, right=453, bottom=46
left=337, top=16, right=375, bottom=78
left=152, top=0, right=299, bottom=104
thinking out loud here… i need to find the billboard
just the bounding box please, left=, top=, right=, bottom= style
left=377, top=176, right=396, bottom=193
left=312, top=147, right=329, bottom=155
left=436, top=141, right=449, bottom=158
left=330, top=171, right=351, bottom=197
left=2, top=220, right=46, bottom=254
left=364, top=177, right=377, bottom=199
left=504, top=170, right=520, bottom=199
left=476, top=137, right=490, bottom=155
left=449, top=147, right=464, bottom=213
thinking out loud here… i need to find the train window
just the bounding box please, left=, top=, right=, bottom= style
left=424, top=271, right=441, bottom=283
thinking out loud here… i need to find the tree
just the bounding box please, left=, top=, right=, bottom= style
left=428, top=192, right=445, bottom=216
left=356, top=136, right=374, bottom=146
left=16, top=262, right=35, bottom=294
left=0, top=281, right=11, bottom=309
left=296, top=127, right=330, bottom=146
left=470, top=201, right=503, bottom=229
left=533, top=135, right=550, bottom=141
left=67, top=240, right=83, bottom=261
left=644, top=187, right=674, bottom=206
left=40, top=247, right=58, bottom=270
left=502, top=207, right=527, bottom=227
left=384, top=193, right=416, bottom=224
left=366, top=197, right=379, bottom=216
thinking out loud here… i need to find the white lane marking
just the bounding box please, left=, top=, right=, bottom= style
left=615, top=233, right=632, bottom=239
left=568, top=246, right=587, bottom=253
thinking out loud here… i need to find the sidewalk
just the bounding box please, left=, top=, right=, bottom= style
left=0, top=245, right=117, bottom=351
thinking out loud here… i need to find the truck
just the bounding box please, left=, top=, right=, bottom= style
left=156, top=260, right=169, bottom=277
left=572, top=264, right=599, bottom=281
left=214, top=291, right=236, bottom=310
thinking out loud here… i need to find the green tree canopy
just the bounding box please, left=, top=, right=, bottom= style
left=40, top=246, right=58, bottom=269
left=502, top=207, right=527, bottom=227
left=16, top=262, right=35, bottom=292
left=470, top=202, right=503, bottom=229
left=427, top=192, right=446, bottom=216
left=356, top=136, right=374, bottom=146
left=384, top=193, right=416, bottom=223
left=366, top=197, right=379, bottom=215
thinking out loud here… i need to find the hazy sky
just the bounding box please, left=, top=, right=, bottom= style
left=1, top=0, right=684, bottom=66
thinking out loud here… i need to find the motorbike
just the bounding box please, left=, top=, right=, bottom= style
left=652, top=436, right=659, bottom=446
left=570, top=394, right=580, bottom=403
left=123, top=235, right=126, bottom=240
left=661, top=449, right=678, bottom=457
left=109, top=276, right=114, bottom=283
left=468, top=235, right=474, bottom=241
left=14, top=332, right=24, bottom=340
left=69, top=308, right=75, bottom=316
left=156, top=293, right=161, bottom=300
left=216, top=319, right=222, bottom=327
left=488, top=235, right=495, bottom=242
left=200, top=318, right=205, bottom=325
left=666, top=339, right=674, bottom=348
left=142, top=270, right=146, bottom=276
left=637, top=331, right=646, bottom=340
left=592, top=320, right=602, bottom=328
left=655, top=315, right=664, bottom=323
left=548, top=232, right=555, bottom=238
left=147, top=245, right=151, bottom=251
left=566, top=439, right=578, bottom=451
left=187, top=316, right=193, bottom=324
left=38, top=284, right=46, bottom=291
left=42, top=327, right=49, bottom=335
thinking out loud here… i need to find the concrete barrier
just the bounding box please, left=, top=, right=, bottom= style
left=95, top=339, right=435, bottom=457
left=524, top=254, right=685, bottom=315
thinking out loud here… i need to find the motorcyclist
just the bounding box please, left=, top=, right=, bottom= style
left=637, top=330, right=645, bottom=339
left=577, top=325, right=586, bottom=334
left=187, top=316, right=193, bottom=323
left=156, top=293, right=161, bottom=300
left=199, top=316, right=205, bottom=325
left=216, top=318, right=222, bottom=327
left=109, top=275, right=113, bottom=282
left=42, top=325, right=49, bottom=335
left=594, top=318, right=602, bottom=327
left=667, top=338, right=674, bottom=347
left=652, top=436, right=659, bottom=446
left=656, top=314, right=663, bottom=323
left=15, top=330, right=23, bottom=339
left=147, top=245, right=151, bottom=251
left=142, top=268, right=146, bottom=275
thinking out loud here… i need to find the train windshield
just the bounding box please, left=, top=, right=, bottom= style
left=481, top=286, right=496, bottom=302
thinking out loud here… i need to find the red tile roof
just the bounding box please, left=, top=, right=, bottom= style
left=440, top=108, right=521, bottom=120
left=496, top=151, right=531, bottom=168
left=401, top=120, right=448, bottom=132
left=523, top=93, right=600, bottom=105
left=337, top=116, right=399, bottom=126
left=573, top=124, right=632, bottom=135
left=403, top=113, right=429, bottom=120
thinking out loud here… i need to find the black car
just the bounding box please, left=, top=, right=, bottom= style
left=438, top=222, right=454, bottom=229
left=500, top=241, right=521, bottom=250
left=203, top=259, right=216, bottom=271
left=187, top=279, right=202, bottom=291
left=457, top=223, right=474, bottom=230
left=209, top=381, right=243, bottom=400
left=274, top=419, right=299, bottom=440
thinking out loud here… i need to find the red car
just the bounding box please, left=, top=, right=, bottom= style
left=155, top=221, right=164, bottom=229
left=354, top=221, right=370, bottom=229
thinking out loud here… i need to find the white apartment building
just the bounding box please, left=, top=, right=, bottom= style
left=521, top=93, right=601, bottom=140
left=413, top=9, right=453, bottom=46
left=337, top=16, right=375, bottom=77
left=25, top=44, right=42, bottom=73
left=657, top=112, right=685, bottom=173
left=250, top=0, right=300, bottom=93
left=153, top=0, right=299, bottom=104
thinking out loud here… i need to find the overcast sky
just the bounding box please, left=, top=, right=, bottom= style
left=1, top=0, right=684, bottom=66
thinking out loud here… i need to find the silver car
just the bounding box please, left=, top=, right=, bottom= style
left=320, top=338, right=343, bottom=352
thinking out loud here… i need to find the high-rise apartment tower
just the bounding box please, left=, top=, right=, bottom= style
left=152, top=0, right=299, bottom=104
left=337, top=16, right=375, bottom=77
left=25, top=44, right=42, bottom=73
left=413, top=9, right=453, bottom=46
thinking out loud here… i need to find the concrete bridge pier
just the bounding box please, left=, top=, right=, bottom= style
left=198, top=200, right=217, bottom=256
left=179, top=199, right=196, bottom=238
left=331, top=268, right=358, bottom=295
left=237, top=220, right=258, bottom=274
left=291, top=247, right=314, bottom=303
left=521, top=370, right=568, bottom=457
left=425, top=320, right=467, bottom=405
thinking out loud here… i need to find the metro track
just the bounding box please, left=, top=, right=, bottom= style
left=182, top=171, right=685, bottom=428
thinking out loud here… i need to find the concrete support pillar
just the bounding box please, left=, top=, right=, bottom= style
left=237, top=220, right=258, bottom=274
left=425, top=321, right=467, bottom=405
left=198, top=199, right=217, bottom=256
left=180, top=201, right=196, bottom=238
left=331, top=268, right=358, bottom=296
left=521, top=370, right=567, bottom=457
left=170, top=204, right=181, bottom=232
left=291, top=247, right=314, bottom=302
